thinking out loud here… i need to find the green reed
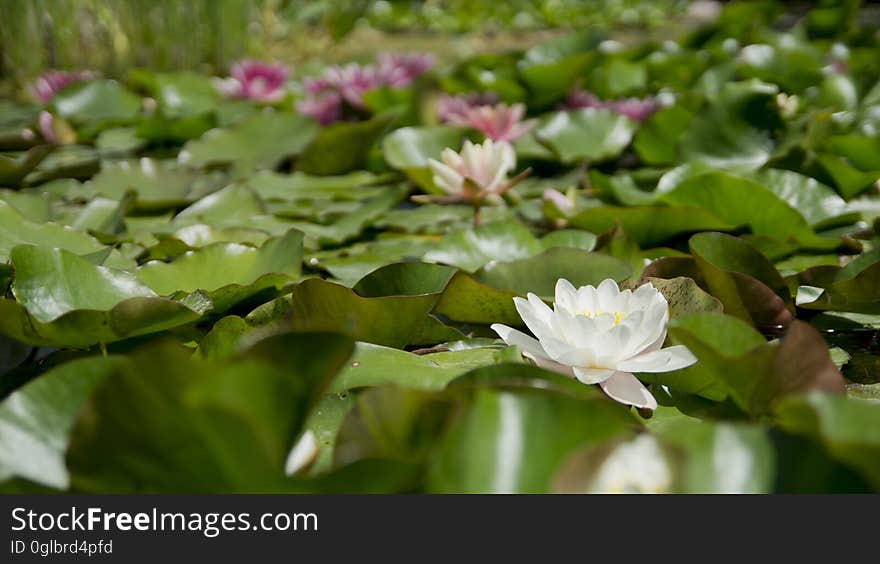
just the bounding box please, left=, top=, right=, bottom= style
left=0, top=0, right=262, bottom=83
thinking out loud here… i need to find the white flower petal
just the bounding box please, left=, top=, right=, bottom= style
left=616, top=345, right=697, bottom=373
left=428, top=159, right=463, bottom=194
left=526, top=353, right=575, bottom=377
left=599, top=371, right=658, bottom=410
left=575, top=284, right=599, bottom=315
left=545, top=342, right=594, bottom=368
left=554, top=278, right=579, bottom=314
left=513, top=295, right=556, bottom=344
left=490, top=323, right=549, bottom=361
left=596, top=278, right=620, bottom=309
left=626, top=301, right=669, bottom=356
left=573, top=366, right=615, bottom=385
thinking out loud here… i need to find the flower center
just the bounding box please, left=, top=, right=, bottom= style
left=578, top=310, right=628, bottom=326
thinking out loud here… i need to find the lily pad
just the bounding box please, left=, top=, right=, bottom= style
left=535, top=108, right=637, bottom=164
left=2, top=246, right=211, bottom=347
left=427, top=386, right=634, bottom=493
left=51, top=79, right=142, bottom=127
left=66, top=333, right=354, bottom=492
left=179, top=111, right=318, bottom=172
left=136, top=229, right=303, bottom=313
left=0, top=355, right=125, bottom=489
left=775, top=392, right=880, bottom=489
left=567, top=205, right=735, bottom=247
left=298, top=113, right=396, bottom=175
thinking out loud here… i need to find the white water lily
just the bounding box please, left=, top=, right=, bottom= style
left=491, top=278, right=697, bottom=410
left=428, top=138, right=516, bottom=199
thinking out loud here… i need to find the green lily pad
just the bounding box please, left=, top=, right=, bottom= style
left=433, top=248, right=632, bottom=326
left=173, top=183, right=266, bottom=226
left=798, top=260, right=880, bottom=314
left=330, top=342, right=501, bottom=393
left=423, top=220, right=543, bottom=272
left=382, top=126, right=465, bottom=192
left=0, top=200, right=130, bottom=268
left=298, top=113, right=396, bottom=175
left=775, top=392, right=880, bottom=489
left=382, top=126, right=465, bottom=170
left=0, top=355, right=124, bottom=489
left=567, top=205, right=735, bottom=247
left=66, top=333, right=354, bottom=492
left=287, top=264, right=454, bottom=348
left=248, top=170, right=392, bottom=201
left=535, top=108, right=637, bottom=164
left=633, top=105, right=693, bottom=165
left=0, top=146, right=53, bottom=186
left=474, top=247, right=632, bottom=298
left=131, top=70, right=221, bottom=118
left=136, top=229, right=303, bottom=313
left=816, top=153, right=880, bottom=200
left=427, top=386, right=634, bottom=493
left=663, top=171, right=835, bottom=249
left=2, top=246, right=211, bottom=347
left=751, top=169, right=857, bottom=230
left=689, top=232, right=793, bottom=326
left=180, top=111, right=318, bottom=172
left=87, top=158, right=226, bottom=209
left=51, top=79, right=142, bottom=127
left=670, top=317, right=845, bottom=417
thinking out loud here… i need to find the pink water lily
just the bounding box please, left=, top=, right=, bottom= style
left=295, top=90, right=343, bottom=125
left=216, top=60, right=289, bottom=102
left=448, top=102, right=536, bottom=143
left=565, top=89, right=660, bottom=122
left=376, top=52, right=435, bottom=87
left=436, top=92, right=499, bottom=123
left=37, top=111, right=76, bottom=145
left=30, top=70, right=99, bottom=103
left=38, top=111, right=57, bottom=144
left=296, top=52, right=433, bottom=123
left=322, top=63, right=385, bottom=108
left=491, top=279, right=697, bottom=410
left=428, top=139, right=517, bottom=199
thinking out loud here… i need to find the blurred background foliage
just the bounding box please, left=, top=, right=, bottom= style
left=0, top=0, right=698, bottom=88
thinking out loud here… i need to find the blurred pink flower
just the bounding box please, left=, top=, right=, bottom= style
left=436, top=92, right=499, bottom=123
left=38, top=111, right=57, bottom=144
left=302, top=76, right=333, bottom=95
left=565, top=89, right=660, bottom=122
left=450, top=103, right=536, bottom=143
left=296, top=90, right=343, bottom=125
left=829, top=60, right=848, bottom=74
left=30, top=70, right=99, bottom=103
left=376, top=53, right=435, bottom=87
left=323, top=63, right=385, bottom=108
left=216, top=60, right=289, bottom=102
left=296, top=52, right=433, bottom=123
left=37, top=111, right=75, bottom=145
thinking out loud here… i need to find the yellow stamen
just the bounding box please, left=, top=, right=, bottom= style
left=577, top=310, right=628, bottom=326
